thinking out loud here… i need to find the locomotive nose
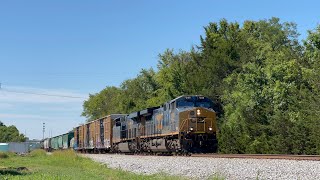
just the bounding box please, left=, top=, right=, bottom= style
left=178, top=107, right=218, bottom=153
left=179, top=107, right=217, bottom=133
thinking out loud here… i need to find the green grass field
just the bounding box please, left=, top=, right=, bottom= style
left=0, top=150, right=181, bottom=180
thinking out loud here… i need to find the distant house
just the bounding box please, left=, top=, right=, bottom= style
left=0, top=143, right=9, bottom=152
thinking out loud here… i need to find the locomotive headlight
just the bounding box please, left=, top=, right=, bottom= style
left=189, top=127, right=194, bottom=131
left=197, top=109, right=201, bottom=116
left=208, top=127, right=213, bottom=131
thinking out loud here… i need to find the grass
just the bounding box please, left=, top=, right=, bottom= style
left=0, top=152, right=9, bottom=159
left=0, top=150, right=183, bottom=180
left=209, top=172, right=226, bottom=180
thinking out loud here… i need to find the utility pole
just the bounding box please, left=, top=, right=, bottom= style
left=42, top=122, right=45, bottom=140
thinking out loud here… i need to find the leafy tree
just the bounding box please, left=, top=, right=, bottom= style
left=0, top=122, right=26, bottom=142
left=154, top=50, right=196, bottom=101
left=82, top=86, right=123, bottom=121
left=219, top=18, right=320, bottom=154
left=119, top=68, right=160, bottom=113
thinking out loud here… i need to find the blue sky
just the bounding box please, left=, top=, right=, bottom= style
left=0, top=1, right=319, bottom=139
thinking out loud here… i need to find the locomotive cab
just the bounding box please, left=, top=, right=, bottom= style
left=172, top=96, right=218, bottom=153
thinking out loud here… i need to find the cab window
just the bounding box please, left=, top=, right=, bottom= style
left=177, top=99, right=194, bottom=108
left=195, top=98, right=214, bottom=109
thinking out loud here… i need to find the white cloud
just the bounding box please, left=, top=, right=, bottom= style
left=38, top=105, right=83, bottom=112
left=0, top=103, right=14, bottom=109
left=0, top=85, right=88, bottom=104
left=0, top=113, right=45, bottom=119
left=0, top=114, right=85, bottom=139
left=0, top=113, right=78, bottom=122
left=0, top=85, right=90, bottom=139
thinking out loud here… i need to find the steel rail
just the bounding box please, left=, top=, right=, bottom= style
left=190, top=154, right=320, bottom=161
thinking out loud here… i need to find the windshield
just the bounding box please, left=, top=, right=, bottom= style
left=195, top=100, right=213, bottom=109
left=176, top=96, right=214, bottom=109
left=177, top=99, right=194, bottom=107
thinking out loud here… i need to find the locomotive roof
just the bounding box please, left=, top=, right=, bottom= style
left=128, top=111, right=139, bottom=119
left=168, top=95, right=206, bottom=104
left=140, top=107, right=159, bottom=116
left=127, top=106, right=160, bottom=119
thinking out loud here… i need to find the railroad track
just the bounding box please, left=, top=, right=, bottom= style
left=119, top=152, right=320, bottom=161
left=191, top=154, right=320, bottom=161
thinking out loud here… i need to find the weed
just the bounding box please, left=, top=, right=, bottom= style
left=0, top=152, right=9, bottom=159
left=210, top=172, right=226, bottom=180
left=29, top=149, right=47, bottom=157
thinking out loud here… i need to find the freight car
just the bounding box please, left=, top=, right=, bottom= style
left=74, top=114, right=125, bottom=153
left=74, top=95, right=218, bottom=154
left=43, top=131, right=74, bottom=152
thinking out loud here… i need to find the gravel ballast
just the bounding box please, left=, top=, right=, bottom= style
left=83, top=154, right=320, bottom=179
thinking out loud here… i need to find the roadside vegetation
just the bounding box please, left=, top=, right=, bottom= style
left=0, top=150, right=182, bottom=180
left=82, top=17, right=320, bottom=155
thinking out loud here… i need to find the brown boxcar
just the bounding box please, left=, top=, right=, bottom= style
left=103, top=116, right=112, bottom=148
left=79, top=125, right=84, bottom=149
left=89, top=121, right=95, bottom=149
left=74, top=114, right=125, bottom=153
left=94, top=119, right=102, bottom=149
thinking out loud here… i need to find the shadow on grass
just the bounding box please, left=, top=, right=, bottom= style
left=0, top=167, right=28, bottom=176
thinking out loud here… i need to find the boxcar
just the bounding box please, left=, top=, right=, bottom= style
left=43, top=138, right=51, bottom=151
left=74, top=125, right=85, bottom=150
left=74, top=114, right=125, bottom=153
left=58, top=135, right=63, bottom=149
left=50, top=136, right=58, bottom=150
left=62, top=132, right=74, bottom=149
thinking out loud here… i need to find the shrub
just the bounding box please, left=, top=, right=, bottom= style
left=0, top=152, right=9, bottom=159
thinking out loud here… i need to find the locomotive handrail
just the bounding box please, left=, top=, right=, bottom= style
left=179, top=118, right=188, bottom=131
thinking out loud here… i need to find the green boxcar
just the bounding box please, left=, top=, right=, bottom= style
left=50, top=138, right=54, bottom=150
left=0, top=143, right=9, bottom=152
left=58, top=135, right=63, bottom=149
left=62, top=134, right=68, bottom=149
left=62, top=132, right=74, bottom=149
left=50, top=137, right=59, bottom=150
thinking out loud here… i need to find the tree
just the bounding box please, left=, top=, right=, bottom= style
left=82, top=86, right=123, bottom=121
left=219, top=18, right=320, bottom=154
left=0, top=122, right=26, bottom=142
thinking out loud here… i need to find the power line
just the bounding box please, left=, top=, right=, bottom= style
left=0, top=83, right=86, bottom=99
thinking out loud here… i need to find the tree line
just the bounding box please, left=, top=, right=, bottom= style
left=0, top=121, right=26, bottom=142
left=82, top=17, right=320, bottom=155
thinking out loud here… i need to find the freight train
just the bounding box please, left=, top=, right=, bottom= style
left=43, top=95, right=218, bottom=154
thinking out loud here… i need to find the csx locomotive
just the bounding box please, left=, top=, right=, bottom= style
left=44, top=95, right=218, bottom=154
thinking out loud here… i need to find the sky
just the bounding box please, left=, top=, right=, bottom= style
left=0, top=0, right=319, bottom=140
